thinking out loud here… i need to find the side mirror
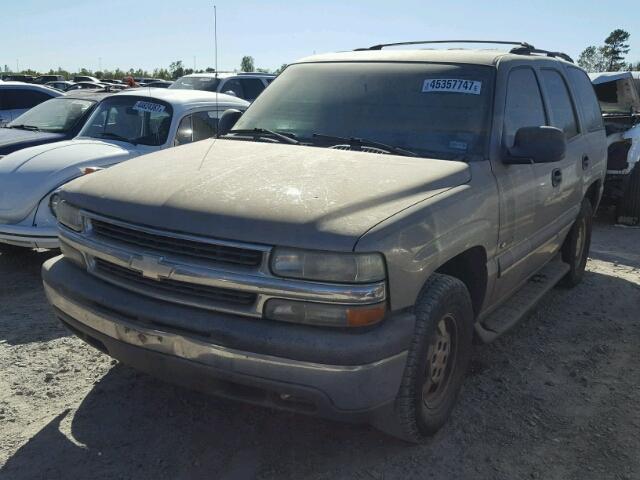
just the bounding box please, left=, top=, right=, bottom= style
left=503, top=126, right=566, bottom=164
left=218, top=109, right=243, bottom=136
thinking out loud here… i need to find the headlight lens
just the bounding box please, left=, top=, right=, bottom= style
left=49, top=191, right=62, bottom=217
left=57, top=200, right=83, bottom=232
left=265, top=299, right=386, bottom=327
left=270, top=248, right=386, bottom=283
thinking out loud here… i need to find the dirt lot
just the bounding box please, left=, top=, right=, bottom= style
left=1, top=212, right=638, bottom=480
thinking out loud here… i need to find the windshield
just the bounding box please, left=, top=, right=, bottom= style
left=234, top=62, right=494, bottom=159
left=169, top=76, right=220, bottom=92
left=79, top=96, right=173, bottom=146
left=7, top=97, right=94, bottom=133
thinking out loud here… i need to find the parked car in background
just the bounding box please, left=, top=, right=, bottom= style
left=101, top=79, right=123, bottom=85
left=0, top=89, right=248, bottom=250
left=66, top=82, right=105, bottom=91
left=169, top=72, right=275, bottom=101
left=136, top=78, right=160, bottom=86
left=43, top=42, right=606, bottom=441
left=589, top=71, right=640, bottom=225
left=73, top=75, right=101, bottom=83
left=145, top=80, right=173, bottom=88
left=2, top=74, right=35, bottom=83
left=46, top=80, right=75, bottom=92
left=0, top=90, right=113, bottom=158
left=0, top=82, right=62, bottom=126
left=34, top=75, right=65, bottom=84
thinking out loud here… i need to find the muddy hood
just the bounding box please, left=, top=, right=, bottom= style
left=0, top=139, right=137, bottom=223
left=62, top=139, right=471, bottom=251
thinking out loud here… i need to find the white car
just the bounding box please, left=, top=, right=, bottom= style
left=0, top=82, right=62, bottom=127
left=0, top=89, right=248, bottom=250
left=169, top=72, right=275, bottom=102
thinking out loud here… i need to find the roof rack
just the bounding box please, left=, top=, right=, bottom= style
left=354, top=40, right=574, bottom=63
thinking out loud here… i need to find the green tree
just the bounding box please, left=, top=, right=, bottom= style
left=169, top=60, right=184, bottom=80
left=273, top=63, right=288, bottom=75
left=240, top=56, right=255, bottom=72
left=603, top=29, right=631, bottom=71
left=577, top=46, right=607, bottom=72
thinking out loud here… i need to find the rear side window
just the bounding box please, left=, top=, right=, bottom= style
left=2, top=89, right=53, bottom=110
left=567, top=68, right=604, bottom=132
left=239, top=78, right=265, bottom=101
left=540, top=70, right=579, bottom=139
left=221, top=79, right=244, bottom=99
left=504, top=68, right=547, bottom=147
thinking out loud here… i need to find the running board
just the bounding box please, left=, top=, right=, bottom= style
left=475, top=259, right=570, bottom=343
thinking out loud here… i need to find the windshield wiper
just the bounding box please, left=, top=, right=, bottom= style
left=225, top=128, right=299, bottom=145
left=95, top=132, right=137, bottom=145
left=310, top=133, right=417, bottom=157
left=8, top=124, right=41, bottom=131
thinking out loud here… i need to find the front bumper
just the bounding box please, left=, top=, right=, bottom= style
left=0, top=224, right=58, bottom=248
left=43, top=256, right=413, bottom=419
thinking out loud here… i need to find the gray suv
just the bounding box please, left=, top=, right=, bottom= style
left=43, top=41, right=606, bottom=442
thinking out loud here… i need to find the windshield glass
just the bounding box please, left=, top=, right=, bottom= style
left=7, top=98, right=94, bottom=132
left=234, top=62, right=494, bottom=159
left=79, top=96, right=173, bottom=146
left=169, top=76, right=220, bottom=92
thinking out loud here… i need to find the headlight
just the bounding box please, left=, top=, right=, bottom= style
left=49, top=191, right=62, bottom=217
left=57, top=200, right=83, bottom=232
left=265, top=299, right=386, bottom=327
left=270, top=248, right=386, bottom=283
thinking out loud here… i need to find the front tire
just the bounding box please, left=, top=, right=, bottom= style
left=391, top=273, right=474, bottom=443
left=560, top=198, right=593, bottom=288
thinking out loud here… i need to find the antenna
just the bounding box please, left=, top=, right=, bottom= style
left=214, top=4, right=220, bottom=137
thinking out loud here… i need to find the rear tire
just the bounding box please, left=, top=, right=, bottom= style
left=616, top=164, right=640, bottom=226
left=389, top=273, right=474, bottom=443
left=560, top=198, right=593, bottom=288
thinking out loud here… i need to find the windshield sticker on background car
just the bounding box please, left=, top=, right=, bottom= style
left=422, top=79, right=482, bottom=95
left=132, top=101, right=166, bottom=114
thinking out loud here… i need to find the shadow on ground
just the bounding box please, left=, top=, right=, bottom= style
left=0, top=249, right=67, bottom=345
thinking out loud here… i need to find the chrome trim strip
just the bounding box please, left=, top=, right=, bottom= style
left=45, top=283, right=404, bottom=374
left=59, top=227, right=386, bottom=317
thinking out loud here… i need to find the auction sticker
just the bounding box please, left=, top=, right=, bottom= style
left=132, top=101, right=166, bottom=114
left=422, top=79, right=482, bottom=95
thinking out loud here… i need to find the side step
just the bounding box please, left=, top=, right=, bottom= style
left=475, top=259, right=570, bottom=343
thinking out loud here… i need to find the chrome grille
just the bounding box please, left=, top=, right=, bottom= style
left=91, top=219, right=263, bottom=267
left=94, top=258, right=257, bottom=307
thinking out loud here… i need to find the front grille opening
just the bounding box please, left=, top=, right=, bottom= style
left=91, top=219, right=263, bottom=267
left=94, top=258, right=258, bottom=307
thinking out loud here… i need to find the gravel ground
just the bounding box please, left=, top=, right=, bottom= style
left=1, top=212, right=639, bottom=480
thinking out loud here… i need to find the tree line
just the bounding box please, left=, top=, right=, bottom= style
left=2, top=56, right=287, bottom=80
left=4, top=32, right=637, bottom=79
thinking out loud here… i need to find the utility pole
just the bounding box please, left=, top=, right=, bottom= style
left=16, top=59, right=19, bottom=73
left=98, top=57, right=102, bottom=72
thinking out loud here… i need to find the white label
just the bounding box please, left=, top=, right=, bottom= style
left=422, top=79, right=482, bottom=95
left=132, top=101, right=166, bottom=114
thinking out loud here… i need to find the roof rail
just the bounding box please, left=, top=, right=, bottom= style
left=354, top=40, right=574, bottom=63
left=237, top=72, right=276, bottom=76
left=355, top=40, right=535, bottom=51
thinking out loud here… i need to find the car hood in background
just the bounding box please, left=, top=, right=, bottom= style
left=62, top=139, right=471, bottom=251
left=0, top=139, right=139, bottom=223
left=0, top=128, right=67, bottom=156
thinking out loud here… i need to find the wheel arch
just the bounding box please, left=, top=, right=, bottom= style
left=433, top=246, right=488, bottom=317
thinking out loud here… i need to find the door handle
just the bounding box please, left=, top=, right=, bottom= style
left=552, top=168, right=562, bottom=187
left=582, top=155, right=590, bottom=170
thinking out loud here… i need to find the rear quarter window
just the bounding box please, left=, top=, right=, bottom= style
left=567, top=68, right=604, bottom=132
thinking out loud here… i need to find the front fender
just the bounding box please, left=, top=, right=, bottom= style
left=355, top=162, right=499, bottom=311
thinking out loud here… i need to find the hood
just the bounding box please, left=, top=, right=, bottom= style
left=62, top=139, right=471, bottom=251
left=0, top=128, right=67, bottom=156
left=0, top=139, right=138, bottom=223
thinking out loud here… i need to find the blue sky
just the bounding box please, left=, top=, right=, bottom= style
left=2, top=0, right=639, bottom=73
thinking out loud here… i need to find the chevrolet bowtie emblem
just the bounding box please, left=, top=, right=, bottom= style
left=129, top=254, right=173, bottom=280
